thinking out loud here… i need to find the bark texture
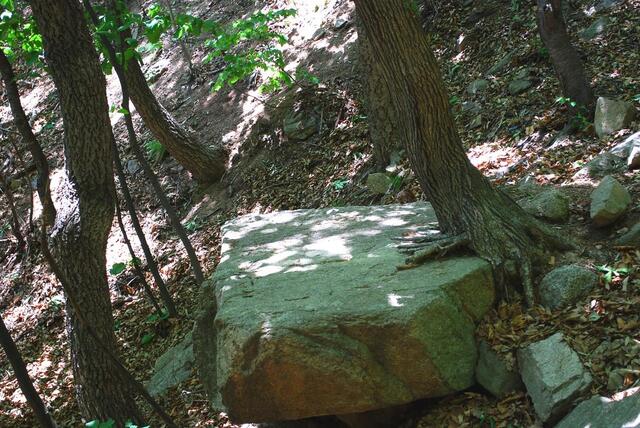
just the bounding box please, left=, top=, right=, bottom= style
left=29, top=0, right=141, bottom=423
left=354, top=0, right=569, bottom=304
left=355, top=17, right=401, bottom=170
left=0, top=50, right=56, bottom=225
left=537, top=0, right=594, bottom=115
left=0, top=317, right=57, bottom=428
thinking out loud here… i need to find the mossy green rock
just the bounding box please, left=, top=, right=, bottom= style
left=194, top=203, right=495, bottom=423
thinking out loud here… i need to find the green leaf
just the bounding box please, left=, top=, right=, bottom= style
left=141, top=333, right=155, bottom=345
left=109, top=262, right=126, bottom=276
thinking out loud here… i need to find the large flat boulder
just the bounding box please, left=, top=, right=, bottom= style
left=194, top=203, right=495, bottom=423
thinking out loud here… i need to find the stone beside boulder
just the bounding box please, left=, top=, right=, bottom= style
left=586, top=153, right=626, bottom=178
left=555, top=388, right=640, bottom=428
left=366, top=173, right=392, bottom=195
left=194, top=203, right=495, bottom=423
left=508, top=79, right=532, bottom=96
left=518, top=189, right=570, bottom=224
left=615, top=222, right=640, bottom=247
left=518, top=333, right=592, bottom=423
left=146, top=332, right=194, bottom=397
left=590, top=176, right=631, bottom=227
left=538, top=265, right=598, bottom=310
left=609, top=131, right=640, bottom=159
left=594, top=97, right=636, bottom=139
left=475, top=340, right=523, bottom=398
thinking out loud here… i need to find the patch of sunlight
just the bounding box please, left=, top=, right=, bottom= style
left=304, top=235, right=351, bottom=259
left=380, top=217, right=408, bottom=227
left=260, top=227, right=279, bottom=234
left=623, top=414, right=640, bottom=427
left=265, top=236, right=305, bottom=251
left=363, top=215, right=383, bottom=222
left=387, top=293, right=414, bottom=308
left=254, top=265, right=284, bottom=277
left=225, top=211, right=303, bottom=240
left=260, top=316, right=273, bottom=339
left=285, top=264, right=318, bottom=273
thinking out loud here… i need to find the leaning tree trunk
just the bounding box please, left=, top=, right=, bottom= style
left=106, top=3, right=226, bottom=184
left=354, top=0, right=570, bottom=305
left=0, top=316, right=57, bottom=428
left=355, top=17, right=401, bottom=170
left=0, top=50, right=56, bottom=226
left=537, top=0, right=594, bottom=116
left=29, top=0, right=142, bottom=424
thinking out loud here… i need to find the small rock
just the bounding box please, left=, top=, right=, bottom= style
left=628, top=145, right=640, bottom=170
left=517, top=174, right=538, bottom=191
left=469, top=114, right=483, bottom=129
left=580, top=16, right=610, bottom=40
left=586, top=153, right=626, bottom=178
left=283, top=113, right=317, bottom=141
left=590, top=176, right=631, bottom=227
left=555, top=388, right=640, bottom=428
left=607, top=369, right=626, bottom=391
left=126, top=159, right=141, bottom=175
left=312, top=28, right=327, bottom=40
left=518, top=333, right=592, bottom=423
left=467, top=79, right=489, bottom=95
left=538, top=265, right=598, bottom=310
left=508, top=79, right=532, bottom=95
left=476, top=340, right=523, bottom=398
left=146, top=332, right=194, bottom=397
left=334, top=18, right=349, bottom=30
left=366, top=173, right=392, bottom=195
left=615, top=222, right=640, bottom=247
left=594, top=97, right=636, bottom=138
left=518, top=189, right=570, bottom=224
left=486, top=51, right=513, bottom=76
left=461, top=101, right=482, bottom=115
left=609, top=131, right=640, bottom=158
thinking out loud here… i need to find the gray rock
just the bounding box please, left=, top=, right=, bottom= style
left=628, top=145, right=640, bottom=170
left=518, top=174, right=539, bottom=191
left=609, top=131, right=640, bottom=158
left=486, top=51, right=513, bottom=76
left=555, top=389, right=640, bottom=428
left=538, top=265, right=598, bottom=310
left=593, top=0, right=624, bottom=13
left=311, top=28, right=327, bottom=40
left=586, top=153, right=626, bottom=178
left=461, top=101, right=482, bottom=115
left=580, top=16, right=610, bottom=40
left=146, top=332, right=194, bottom=397
left=334, top=18, right=349, bottom=30
left=590, top=176, right=631, bottom=227
left=283, top=113, right=317, bottom=141
left=615, top=222, right=640, bottom=247
left=467, top=79, right=489, bottom=95
left=126, top=159, right=141, bottom=175
left=518, top=189, right=570, bottom=224
left=518, top=333, right=592, bottom=423
left=508, top=79, right=532, bottom=95
left=594, top=97, right=636, bottom=138
left=194, top=203, right=495, bottom=423
left=469, top=114, right=483, bottom=129
left=476, top=340, right=523, bottom=398
left=366, top=173, right=392, bottom=195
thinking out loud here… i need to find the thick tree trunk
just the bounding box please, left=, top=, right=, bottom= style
left=537, top=0, right=594, bottom=116
left=29, top=0, right=142, bottom=424
left=0, top=50, right=56, bottom=226
left=355, top=17, right=401, bottom=170
left=0, top=316, right=57, bottom=428
left=354, top=0, right=569, bottom=304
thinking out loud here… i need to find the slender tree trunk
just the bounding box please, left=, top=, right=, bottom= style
left=112, top=139, right=178, bottom=317
left=0, top=50, right=56, bottom=226
left=354, top=0, right=570, bottom=305
left=356, top=17, right=401, bottom=170
left=537, top=0, right=594, bottom=116
left=105, top=2, right=226, bottom=184
left=160, top=0, right=194, bottom=79
left=0, top=169, right=26, bottom=249
left=28, top=0, right=142, bottom=423
left=0, top=316, right=57, bottom=428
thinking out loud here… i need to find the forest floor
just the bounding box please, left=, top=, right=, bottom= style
left=1, top=0, right=639, bottom=426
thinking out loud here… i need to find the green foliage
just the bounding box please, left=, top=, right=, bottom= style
left=86, top=420, right=147, bottom=428
left=140, top=332, right=155, bottom=345
left=331, top=178, right=348, bottom=191
left=147, top=308, right=169, bottom=324
left=597, top=264, right=630, bottom=287
left=184, top=218, right=202, bottom=232
left=109, top=262, right=127, bottom=276
left=555, top=96, right=590, bottom=130
left=0, top=0, right=43, bottom=65
left=144, top=139, right=166, bottom=163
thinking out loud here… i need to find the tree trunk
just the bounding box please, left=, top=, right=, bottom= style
left=0, top=169, right=26, bottom=249
left=0, top=316, right=57, bottom=428
left=28, top=0, right=142, bottom=424
left=106, top=2, right=226, bottom=184
left=355, top=17, right=401, bottom=170
left=354, top=0, right=570, bottom=304
left=0, top=50, right=56, bottom=226
left=537, top=0, right=594, bottom=116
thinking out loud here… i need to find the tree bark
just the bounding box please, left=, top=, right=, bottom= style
left=537, top=0, right=594, bottom=116
left=0, top=50, right=56, bottom=226
left=0, top=169, right=26, bottom=249
left=355, top=17, right=401, bottom=170
left=28, top=0, right=142, bottom=424
left=354, top=0, right=570, bottom=304
left=105, top=2, right=226, bottom=184
left=0, top=316, right=57, bottom=428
